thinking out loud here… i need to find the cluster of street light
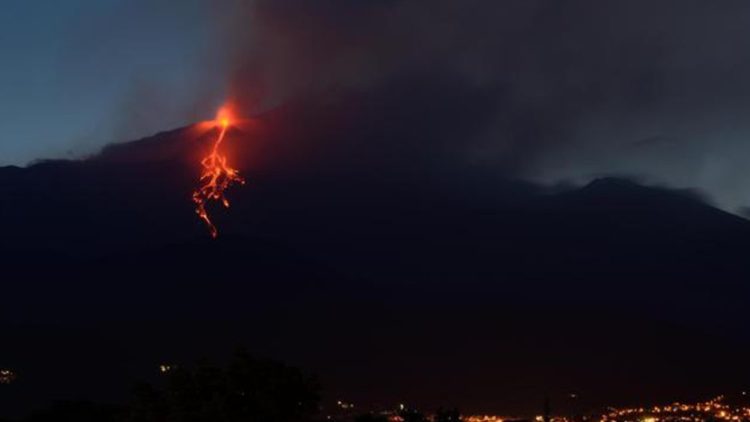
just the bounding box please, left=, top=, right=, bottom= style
left=464, top=415, right=508, bottom=422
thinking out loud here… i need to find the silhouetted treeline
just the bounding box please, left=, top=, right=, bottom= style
left=128, top=349, right=320, bottom=422
left=16, top=349, right=320, bottom=422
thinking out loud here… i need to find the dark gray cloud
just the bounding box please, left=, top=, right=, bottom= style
left=203, top=0, right=750, bottom=212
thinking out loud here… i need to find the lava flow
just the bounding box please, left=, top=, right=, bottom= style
left=192, top=109, right=245, bottom=238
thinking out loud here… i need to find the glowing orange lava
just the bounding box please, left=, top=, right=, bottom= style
left=192, top=108, right=245, bottom=238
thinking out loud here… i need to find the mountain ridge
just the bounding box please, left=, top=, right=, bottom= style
left=2, top=118, right=750, bottom=417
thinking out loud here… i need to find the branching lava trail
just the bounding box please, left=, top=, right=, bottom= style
left=192, top=112, right=245, bottom=238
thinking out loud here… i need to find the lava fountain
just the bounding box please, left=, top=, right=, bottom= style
left=192, top=107, right=246, bottom=238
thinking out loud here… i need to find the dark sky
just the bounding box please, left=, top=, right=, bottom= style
left=3, top=0, right=750, bottom=211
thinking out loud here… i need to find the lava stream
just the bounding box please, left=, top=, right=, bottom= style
left=192, top=117, right=245, bottom=238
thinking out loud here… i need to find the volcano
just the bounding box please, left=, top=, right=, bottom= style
left=1, top=101, right=750, bottom=418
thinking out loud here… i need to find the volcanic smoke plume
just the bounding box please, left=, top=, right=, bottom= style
left=198, top=0, right=750, bottom=214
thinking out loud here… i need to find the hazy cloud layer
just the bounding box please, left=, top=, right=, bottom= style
left=204, top=0, right=750, bottom=211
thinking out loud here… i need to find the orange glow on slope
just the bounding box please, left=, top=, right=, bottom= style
left=192, top=107, right=245, bottom=238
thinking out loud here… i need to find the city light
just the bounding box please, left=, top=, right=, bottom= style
left=602, top=396, right=750, bottom=422
left=159, top=364, right=176, bottom=374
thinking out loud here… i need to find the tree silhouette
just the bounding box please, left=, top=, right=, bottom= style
left=127, top=349, right=320, bottom=422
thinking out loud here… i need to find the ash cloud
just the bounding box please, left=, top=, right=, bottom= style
left=202, top=0, right=750, bottom=212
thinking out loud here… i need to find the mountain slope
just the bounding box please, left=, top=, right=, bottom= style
left=1, top=106, right=750, bottom=416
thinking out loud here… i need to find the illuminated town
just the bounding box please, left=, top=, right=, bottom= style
left=600, top=395, right=750, bottom=422
left=321, top=394, right=750, bottom=422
